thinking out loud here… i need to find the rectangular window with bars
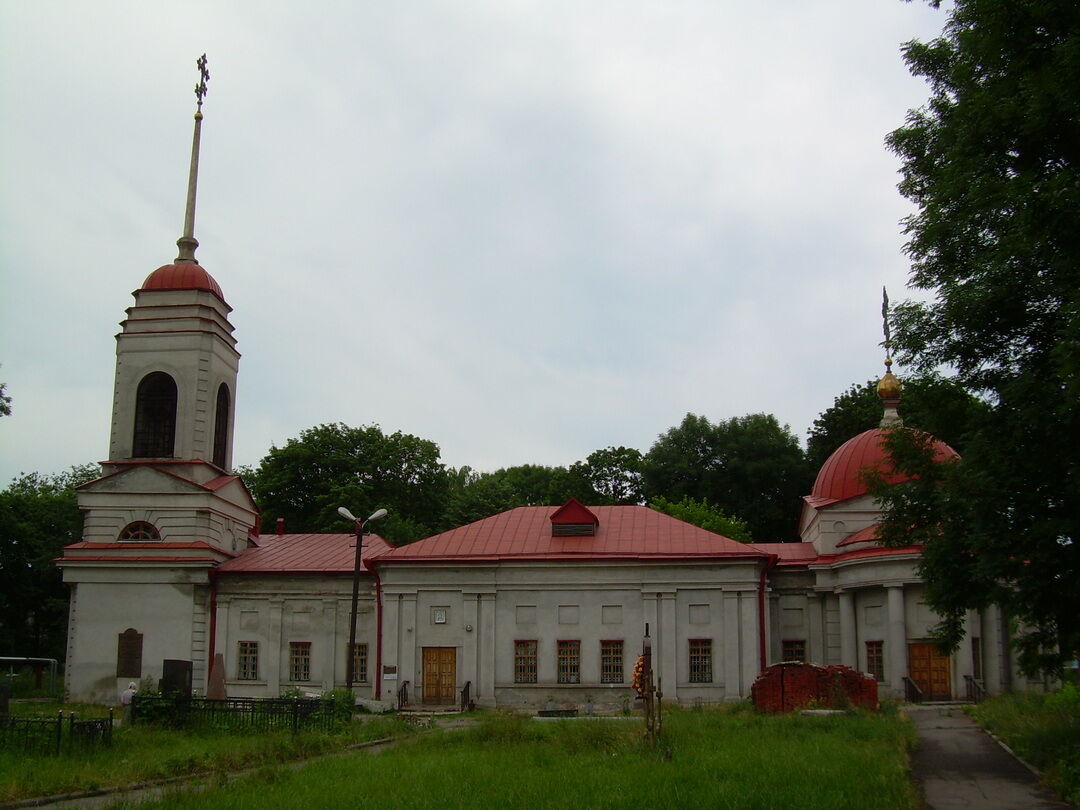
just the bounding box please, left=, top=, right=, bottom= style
left=289, top=641, right=311, bottom=682
left=237, top=641, right=259, bottom=681
left=351, top=643, right=368, bottom=683
left=866, top=640, right=884, bottom=682
left=781, top=639, right=807, bottom=662
left=557, top=640, right=580, bottom=684
left=688, top=639, right=712, bottom=683
left=514, top=640, right=537, bottom=684
left=601, top=640, right=624, bottom=684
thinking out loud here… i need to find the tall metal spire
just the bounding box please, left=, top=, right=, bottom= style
left=878, top=286, right=903, bottom=427
left=176, top=54, right=210, bottom=264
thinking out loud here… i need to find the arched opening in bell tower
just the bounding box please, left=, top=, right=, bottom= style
left=212, top=382, right=230, bottom=469
left=132, top=371, right=177, bottom=457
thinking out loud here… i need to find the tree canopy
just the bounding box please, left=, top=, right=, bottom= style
left=248, top=423, right=449, bottom=544
left=0, top=464, right=98, bottom=660
left=649, top=495, right=752, bottom=545
left=642, top=413, right=809, bottom=542
left=880, top=0, right=1080, bottom=674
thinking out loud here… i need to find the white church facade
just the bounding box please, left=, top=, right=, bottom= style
left=55, top=65, right=1036, bottom=709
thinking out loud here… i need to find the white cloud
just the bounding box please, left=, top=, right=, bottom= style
left=0, top=0, right=949, bottom=485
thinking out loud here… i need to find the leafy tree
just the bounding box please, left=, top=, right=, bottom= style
left=0, top=380, right=10, bottom=417
left=440, top=463, right=600, bottom=529
left=806, top=373, right=987, bottom=471
left=649, top=495, right=752, bottom=544
left=880, top=0, right=1080, bottom=674
left=642, top=413, right=810, bottom=542
left=0, top=464, right=98, bottom=659
left=570, top=446, right=644, bottom=505
left=249, top=423, right=449, bottom=544
left=441, top=466, right=519, bottom=528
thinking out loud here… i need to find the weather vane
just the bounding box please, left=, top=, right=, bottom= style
left=195, top=54, right=210, bottom=112
left=882, top=286, right=892, bottom=370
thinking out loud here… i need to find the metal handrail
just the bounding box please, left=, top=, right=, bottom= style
left=397, top=680, right=410, bottom=710
left=460, top=680, right=472, bottom=712
left=964, top=674, right=988, bottom=702
left=902, top=676, right=924, bottom=703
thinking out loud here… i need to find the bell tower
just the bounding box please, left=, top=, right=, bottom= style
left=60, top=57, right=258, bottom=704
left=106, top=54, right=239, bottom=471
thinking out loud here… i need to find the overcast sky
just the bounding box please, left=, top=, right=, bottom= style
left=0, top=1, right=950, bottom=485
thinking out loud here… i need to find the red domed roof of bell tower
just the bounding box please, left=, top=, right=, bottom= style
left=140, top=263, right=225, bottom=301
left=807, top=428, right=958, bottom=508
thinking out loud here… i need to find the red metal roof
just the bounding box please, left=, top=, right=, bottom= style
left=376, top=505, right=766, bottom=564
left=218, top=533, right=394, bottom=574
left=807, top=428, right=958, bottom=508
left=749, top=540, right=920, bottom=567
left=750, top=542, right=820, bottom=564
left=837, top=524, right=880, bottom=547
left=140, top=263, right=225, bottom=301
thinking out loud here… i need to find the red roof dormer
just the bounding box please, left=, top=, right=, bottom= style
left=550, top=498, right=599, bottom=537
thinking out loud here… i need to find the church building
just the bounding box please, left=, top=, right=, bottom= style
left=56, top=62, right=1036, bottom=708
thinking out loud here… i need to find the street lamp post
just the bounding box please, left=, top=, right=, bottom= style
left=338, top=506, right=388, bottom=692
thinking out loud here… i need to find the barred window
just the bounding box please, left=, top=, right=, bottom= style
left=866, top=640, right=884, bottom=682
left=557, top=640, right=580, bottom=684
left=351, top=643, right=368, bottom=683
left=289, top=642, right=311, bottom=682
left=688, top=639, right=712, bottom=683
left=782, top=639, right=806, bottom=662
left=514, top=640, right=537, bottom=684
left=601, top=640, right=624, bottom=684
left=237, top=641, right=259, bottom=680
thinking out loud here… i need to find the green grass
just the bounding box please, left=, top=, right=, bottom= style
left=0, top=707, right=415, bottom=804
left=969, top=684, right=1080, bottom=806
left=106, top=705, right=918, bottom=810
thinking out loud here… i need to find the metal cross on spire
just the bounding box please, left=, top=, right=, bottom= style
left=176, top=54, right=209, bottom=263
left=881, top=286, right=892, bottom=371
left=195, top=53, right=210, bottom=111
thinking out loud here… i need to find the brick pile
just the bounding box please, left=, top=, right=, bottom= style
left=751, top=662, right=878, bottom=713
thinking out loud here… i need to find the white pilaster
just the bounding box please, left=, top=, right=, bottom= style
left=838, top=590, right=856, bottom=668
left=886, top=584, right=906, bottom=698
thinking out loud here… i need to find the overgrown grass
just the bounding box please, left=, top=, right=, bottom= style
left=969, top=684, right=1080, bottom=806
left=0, top=708, right=415, bottom=804
left=107, top=705, right=918, bottom=809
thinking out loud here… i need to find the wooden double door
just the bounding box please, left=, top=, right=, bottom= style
left=422, top=647, right=457, bottom=704
left=908, top=642, right=952, bottom=700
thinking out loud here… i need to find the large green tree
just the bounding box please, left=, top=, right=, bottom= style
left=880, top=0, right=1080, bottom=673
left=248, top=423, right=449, bottom=544
left=642, top=413, right=809, bottom=542
left=570, top=446, right=644, bottom=505
left=806, top=373, right=987, bottom=471
left=0, top=464, right=98, bottom=660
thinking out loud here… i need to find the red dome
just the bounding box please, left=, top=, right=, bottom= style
left=140, top=263, right=225, bottom=300
left=809, top=428, right=959, bottom=506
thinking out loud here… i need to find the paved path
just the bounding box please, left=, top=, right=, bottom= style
left=906, top=704, right=1072, bottom=809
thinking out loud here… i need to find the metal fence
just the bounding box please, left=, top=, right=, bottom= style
left=131, top=696, right=338, bottom=732
left=0, top=711, right=113, bottom=756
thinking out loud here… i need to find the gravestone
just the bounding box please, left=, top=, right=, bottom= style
left=159, top=659, right=193, bottom=695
